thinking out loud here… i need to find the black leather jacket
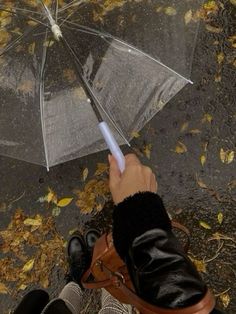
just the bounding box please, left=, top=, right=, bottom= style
left=112, top=192, right=223, bottom=313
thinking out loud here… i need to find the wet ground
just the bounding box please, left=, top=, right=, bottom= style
left=0, top=1, right=236, bottom=313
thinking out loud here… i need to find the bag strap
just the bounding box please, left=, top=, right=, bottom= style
left=171, top=220, right=191, bottom=252
left=82, top=262, right=215, bottom=314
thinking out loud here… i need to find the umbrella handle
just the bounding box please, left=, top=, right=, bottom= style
left=99, top=122, right=125, bottom=173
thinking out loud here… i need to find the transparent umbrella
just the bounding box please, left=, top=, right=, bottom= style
left=0, top=0, right=201, bottom=169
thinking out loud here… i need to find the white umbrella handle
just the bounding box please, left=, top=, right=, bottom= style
left=99, top=122, right=125, bottom=173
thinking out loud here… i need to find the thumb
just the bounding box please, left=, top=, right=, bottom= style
left=108, top=154, right=121, bottom=186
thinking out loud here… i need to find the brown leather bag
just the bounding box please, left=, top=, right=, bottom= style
left=82, top=222, right=215, bottom=314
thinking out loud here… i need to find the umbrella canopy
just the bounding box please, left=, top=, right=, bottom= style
left=0, top=0, right=201, bottom=168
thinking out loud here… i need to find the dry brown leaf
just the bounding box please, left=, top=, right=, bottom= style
left=220, top=292, right=231, bottom=308
left=175, top=141, right=187, bottom=154
left=0, top=282, right=8, bottom=294
left=196, top=175, right=208, bottom=189
left=199, top=221, right=211, bottom=230
left=43, top=40, right=54, bottom=47
left=95, top=163, right=108, bottom=176
left=17, top=81, right=34, bottom=93
left=57, top=198, right=73, bottom=207
left=63, top=68, right=76, bottom=83
left=214, top=73, right=222, bottom=82
left=220, top=149, right=234, bottom=164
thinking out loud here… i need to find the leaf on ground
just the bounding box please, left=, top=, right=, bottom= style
left=164, top=6, right=177, bottom=16
left=200, top=155, right=207, bottom=166
left=131, top=131, right=140, bottom=138
left=203, top=1, right=219, bottom=12
left=217, top=212, right=223, bottom=225
left=189, top=257, right=207, bottom=273
left=220, top=149, right=234, bottom=164
left=46, top=188, right=57, bottom=204
left=28, top=42, right=36, bottom=55
left=0, top=282, right=8, bottom=294
left=230, top=0, right=236, bottom=6
left=217, top=52, right=224, bottom=65
left=95, top=163, right=108, bottom=176
left=215, top=73, right=222, bottom=82
left=202, top=113, right=213, bottom=123
left=220, top=292, right=231, bottom=308
left=199, top=221, right=211, bottom=230
left=175, top=141, right=187, bottom=154
left=82, top=168, right=89, bottom=181
left=43, top=40, right=54, bottom=47
left=57, top=198, right=73, bottom=208
left=22, top=259, right=35, bottom=273
left=180, top=122, right=189, bottom=132
left=205, top=24, right=223, bottom=33
left=143, top=144, right=152, bottom=159
left=24, top=215, right=42, bottom=226
left=189, top=129, right=201, bottom=134
left=184, top=10, right=193, bottom=25
left=18, top=284, right=27, bottom=291
left=63, top=68, right=76, bottom=83
left=17, top=80, right=34, bottom=93
left=52, top=207, right=61, bottom=217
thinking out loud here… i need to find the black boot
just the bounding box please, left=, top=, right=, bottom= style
left=66, top=232, right=90, bottom=288
left=84, top=228, right=101, bottom=255
left=13, top=289, right=49, bottom=314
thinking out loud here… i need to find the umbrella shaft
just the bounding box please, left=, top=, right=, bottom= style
left=60, top=37, right=103, bottom=123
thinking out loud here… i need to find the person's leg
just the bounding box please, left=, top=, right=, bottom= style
left=98, top=289, right=133, bottom=314
left=42, top=282, right=83, bottom=314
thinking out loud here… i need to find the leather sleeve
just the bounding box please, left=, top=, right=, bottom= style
left=112, top=192, right=208, bottom=309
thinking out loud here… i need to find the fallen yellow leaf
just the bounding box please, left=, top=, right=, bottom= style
left=95, top=163, right=108, bottom=176
left=28, top=42, right=35, bottom=55
left=220, top=149, right=234, bottom=164
left=57, top=197, right=73, bottom=207
left=22, top=259, right=35, bottom=273
left=0, top=282, right=8, bottom=294
left=180, top=122, right=189, bottom=132
left=217, top=52, right=224, bottom=65
left=199, top=221, right=211, bottom=230
left=202, top=113, right=213, bottom=123
left=220, top=292, right=230, bottom=308
left=217, top=212, right=223, bottom=225
left=24, top=216, right=42, bottom=226
left=143, top=144, right=152, bottom=159
left=205, top=24, right=223, bottom=33
left=47, top=188, right=57, bottom=204
left=131, top=131, right=140, bottom=138
left=164, top=6, right=177, bottom=16
left=184, top=10, right=193, bottom=25
left=175, top=141, right=187, bottom=154
left=200, top=155, right=207, bottom=166
left=189, top=257, right=207, bottom=273
left=82, top=168, right=89, bottom=181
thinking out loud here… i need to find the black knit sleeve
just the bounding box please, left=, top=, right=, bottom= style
left=112, top=192, right=171, bottom=260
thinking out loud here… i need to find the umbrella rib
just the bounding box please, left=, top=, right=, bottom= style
left=0, top=24, right=43, bottom=57
left=58, top=0, right=86, bottom=13
left=0, top=5, right=42, bottom=16
left=61, top=35, right=130, bottom=146
left=62, top=20, right=192, bottom=84
left=39, top=30, right=50, bottom=170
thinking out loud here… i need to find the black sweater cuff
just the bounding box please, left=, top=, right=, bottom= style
left=112, top=192, right=171, bottom=260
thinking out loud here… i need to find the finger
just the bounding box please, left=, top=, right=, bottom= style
left=125, top=154, right=141, bottom=167
left=151, top=173, right=158, bottom=192
left=108, top=154, right=121, bottom=186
